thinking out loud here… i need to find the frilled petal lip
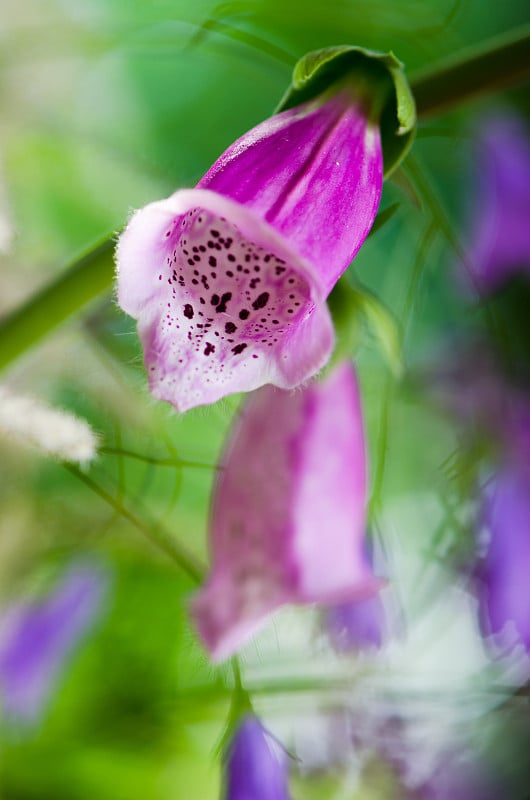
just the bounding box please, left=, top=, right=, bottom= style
left=116, top=188, right=335, bottom=412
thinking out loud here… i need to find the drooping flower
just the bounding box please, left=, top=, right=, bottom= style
left=464, top=112, right=530, bottom=295
left=0, top=562, right=108, bottom=723
left=116, top=75, right=384, bottom=411
left=191, top=362, right=380, bottom=662
left=223, top=715, right=291, bottom=800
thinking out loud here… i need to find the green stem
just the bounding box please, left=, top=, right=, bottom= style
left=0, top=238, right=114, bottom=372
left=65, top=464, right=206, bottom=584
left=412, top=24, right=530, bottom=119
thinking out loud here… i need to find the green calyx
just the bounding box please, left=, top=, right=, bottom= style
left=276, top=45, right=416, bottom=177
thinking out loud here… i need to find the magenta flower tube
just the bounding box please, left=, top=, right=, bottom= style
left=116, top=80, right=383, bottom=411
left=190, top=362, right=380, bottom=662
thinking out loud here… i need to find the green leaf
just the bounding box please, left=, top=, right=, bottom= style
left=276, top=45, right=416, bottom=177
left=328, top=277, right=403, bottom=376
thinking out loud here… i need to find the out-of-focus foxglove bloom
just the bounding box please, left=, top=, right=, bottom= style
left=476, top=466, right=530, bottom=652
left=325, top=593, right=385, bottom=652
left=325, top=537, right=392, bottom=652
left=224, top=715, right=291, bottom=800
left=191, top=362, right=380, bottom=662
left=413, top=751, right=506, bottom=800
left=116, top=75, right=384, bottom=411
left=0, top=562, right=107, bottom=723
left=465, top=113, right=530, bottom=295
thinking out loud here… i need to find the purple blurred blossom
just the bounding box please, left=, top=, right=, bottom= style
left=325, top=593, right=385, bottom=652
left=476, top=466, right=530, bottom=652
left=465, top=113, right=530, bottom=295
left=224, top=715, right=291, bottom=800
left=412, top=751, right=506, bottom=800
left=191, top=362, right=380, bottom=661
left=0, top=562, right=108, bottom=723
left=116, top=82, right=382, bottom=411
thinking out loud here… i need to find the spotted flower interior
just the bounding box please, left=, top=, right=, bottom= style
left=145, top=207, right=317, bottom=408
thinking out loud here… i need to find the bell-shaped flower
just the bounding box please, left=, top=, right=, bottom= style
left=475, top=465, right=530, bottom=652
left=0, top=562, right=108, bottom=723
left=191, top=362, right=380, bottom=662
left=223, top=714, right=291, bottom=800
left=116, top=76, right=384, bottom=411
left=465, top=112, right=530, bottom=295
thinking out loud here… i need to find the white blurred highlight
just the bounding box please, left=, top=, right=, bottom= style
left=0, top=387, right=97, bottom=463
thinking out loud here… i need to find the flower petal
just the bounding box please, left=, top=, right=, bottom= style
left=477, top=467, right=530, bottom=651
left=224, top=715, right=291, bottom=800
left=116, top=189, right=334, bottom=412
left=199, top=90, right=383, bottom=294
left=0, top=562, right=108, bottom=723
left=191, top=362, right=379, bottom=661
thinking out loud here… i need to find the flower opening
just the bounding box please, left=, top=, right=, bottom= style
left=116, top=81, right=383, bottom=411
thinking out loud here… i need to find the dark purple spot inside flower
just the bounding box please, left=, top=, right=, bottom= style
left=225, top=322, right=237, bottom=334
left=232, top=343, right=248, bottom=355
left=239, top=309, right=249, bottom=320
left=204, top=342, right=215, bottom=356
left=252, top=292, right=270, bottom=311
left=184, top=304, right=194, bottom=319
left=209, top=256, right=217, bottom=267
left=211, top=294, right=220, bottom=306
left=216, top=292, right=232, bottom=313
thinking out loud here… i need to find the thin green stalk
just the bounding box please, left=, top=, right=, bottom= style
left=65, top=464, right=206, bottom=584
left=0, top=238, right=114, bottom=371
left=412, top=24, right=530, bottom=119
left=100, top=446, right=219, bottom=471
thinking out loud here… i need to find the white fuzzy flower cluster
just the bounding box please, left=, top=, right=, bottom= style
left=0, top=387, right=97, bottom=463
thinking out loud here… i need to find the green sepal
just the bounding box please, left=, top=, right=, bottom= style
left=276, top=45, right=416, bottom=177
left=328, top=277, right=403, bottom=376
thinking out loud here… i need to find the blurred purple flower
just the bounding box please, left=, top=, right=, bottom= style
left=224, top=715, right=291, bottom=800
left=325, top=593, right=385, bottom=652
left=476, top=466, right=530, bottom=652
left=413, top=751, right=506, bottom=800
left=116, top=82, right=383, bottom=411
left=465, top=112, right=530, bottom=294
left=191, top=362, right=380, bottom=661
left=0, top=562, right=108, bottom=723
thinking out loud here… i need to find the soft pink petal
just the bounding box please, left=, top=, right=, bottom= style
left=116, top=189, right=333, bottom=412
left=191, top=362, right=378, bottom=661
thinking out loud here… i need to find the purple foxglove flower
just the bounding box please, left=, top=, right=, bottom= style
left=465, top=113, right=530, bottom=294
left=191, top=362, right=380, bottom=661
left=116, top=81, right=383, bottom=411
left=224, top=715, right=291, bottom=800
left=0, top=562, right=107, bottom=723
left=475, top=466, right=530, bottom=652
